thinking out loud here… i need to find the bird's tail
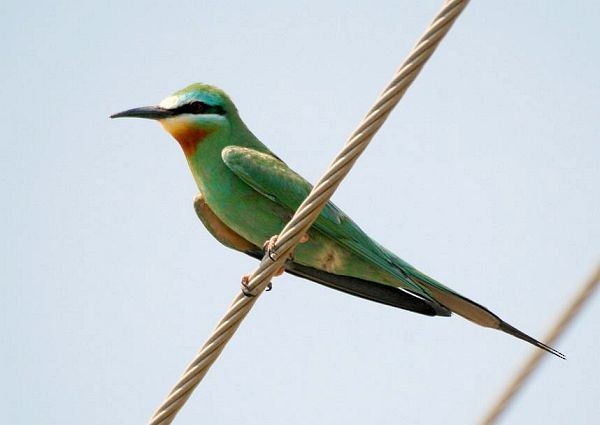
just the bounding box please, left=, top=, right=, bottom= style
left=404, top=267, right=565, bottom=359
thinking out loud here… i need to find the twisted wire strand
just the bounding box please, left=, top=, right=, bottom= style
left=149, top=1, right=470, bottom=423
left=481, top=262, right=600, bottom=425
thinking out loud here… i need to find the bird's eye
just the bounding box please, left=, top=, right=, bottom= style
left=172, top=101, right=226, bottom=116
left=187, top=101, right=208, bottom=114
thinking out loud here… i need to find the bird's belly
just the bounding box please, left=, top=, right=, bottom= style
left=293, top=234, right=400, bottom=288
left=205, top=183, right=291, bottom=247
left=203, top=178, right=400, bottom=288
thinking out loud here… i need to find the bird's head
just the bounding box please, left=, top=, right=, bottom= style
left=111, top=83, right=237, bottom=156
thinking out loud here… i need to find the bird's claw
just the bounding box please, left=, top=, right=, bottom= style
left=240, top=274, right=273, bottom=297
left=262, top=233, right=309, bottom=262
left=263, top=235, right=280, bottom=261
left=240, top=275, right=255, bottom=297
left=246, top=234, right=308, bottom=296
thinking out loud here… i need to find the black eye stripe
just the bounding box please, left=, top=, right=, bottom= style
left=173, top=101, right=226, bottom=116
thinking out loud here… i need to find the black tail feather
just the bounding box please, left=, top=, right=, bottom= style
left=498, top=321, right=565, bottom=359
left=286, top=262, right=452, bottom=317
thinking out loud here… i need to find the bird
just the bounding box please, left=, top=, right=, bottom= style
left=111, top=83, right=564, bottom=359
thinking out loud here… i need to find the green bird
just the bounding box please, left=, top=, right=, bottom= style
left=112, top=83, right=564, bottom=359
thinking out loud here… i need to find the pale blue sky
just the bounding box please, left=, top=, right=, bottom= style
left=2, top=1, right=599, bottom=424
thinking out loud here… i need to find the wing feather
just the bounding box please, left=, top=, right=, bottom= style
left=222, top=146, right=435, bottom=301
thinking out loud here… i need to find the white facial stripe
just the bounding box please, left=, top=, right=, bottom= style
left=159, top=95, right=179, bottom=109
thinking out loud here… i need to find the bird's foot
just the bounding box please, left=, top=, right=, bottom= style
left=240, top=274, right=273, bottom=297
left=248, top=234, right=308, bottom=296
left=262, top=233, right=309, bottom=261
left=240, top=274, right=254, bottom=297
left=263, top=235, right=280, bottom=261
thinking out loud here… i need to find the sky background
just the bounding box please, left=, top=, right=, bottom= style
left=2, top=1, right=599, bottom=424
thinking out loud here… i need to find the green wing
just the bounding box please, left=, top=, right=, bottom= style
left=221, top=146, right=567, bottom=358
left=221, top=146, right=438, bottom=301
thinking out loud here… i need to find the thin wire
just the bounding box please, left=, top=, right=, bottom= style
left=148, top=1, right=470, bottom=423
left=480, top=263, right=600, bottom=425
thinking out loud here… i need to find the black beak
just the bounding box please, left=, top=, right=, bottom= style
left=110, top=106, right=175, bottom=120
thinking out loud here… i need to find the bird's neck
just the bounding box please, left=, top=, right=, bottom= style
left=176, top=120, right=271, bottom=197
left=160, top=119, right=212, bottom=157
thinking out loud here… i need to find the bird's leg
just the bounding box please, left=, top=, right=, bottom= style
left=261, top=235, right=287, bottom=286
left=240, top=274, right=272, bottom=297
left=251, top=233, right=309, bottom=295
left=240, top=233, right=311, bottom=297
left=240, top=274, right=254, bottom=297
left=262, top=235, right=280, bottom=261
left=263, top=233, right=309, bottom=261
